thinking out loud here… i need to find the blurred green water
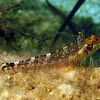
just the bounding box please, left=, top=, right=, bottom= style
left=0, top=0, right=100, bottom=66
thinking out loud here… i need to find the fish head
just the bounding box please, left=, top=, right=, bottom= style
left=86, top=35, right=100, bottom=53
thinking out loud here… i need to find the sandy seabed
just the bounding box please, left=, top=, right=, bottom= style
left=0, top=66, right=100, bottom=100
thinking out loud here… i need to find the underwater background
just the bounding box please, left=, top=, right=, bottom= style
left=0, top=0, right=100, bottom=66
left=0, top=1, right=100, bottom=99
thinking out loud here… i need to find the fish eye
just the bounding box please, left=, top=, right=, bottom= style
left=96, top=38, right=98, bottom=41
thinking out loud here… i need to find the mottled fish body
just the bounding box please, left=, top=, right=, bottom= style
left=1, top=35, right=100, bottom=72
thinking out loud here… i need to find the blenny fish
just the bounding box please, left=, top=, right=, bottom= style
left=0, top=35, right=100, bottom=72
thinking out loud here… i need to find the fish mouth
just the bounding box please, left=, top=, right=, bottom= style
left=93, top=42, right=100, bottom=52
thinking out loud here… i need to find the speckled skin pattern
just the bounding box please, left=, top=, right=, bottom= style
left=1, top=35, right=100, bottom=72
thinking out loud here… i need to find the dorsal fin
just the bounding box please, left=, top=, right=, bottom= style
left=77, top=32, right=85, bottom=46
